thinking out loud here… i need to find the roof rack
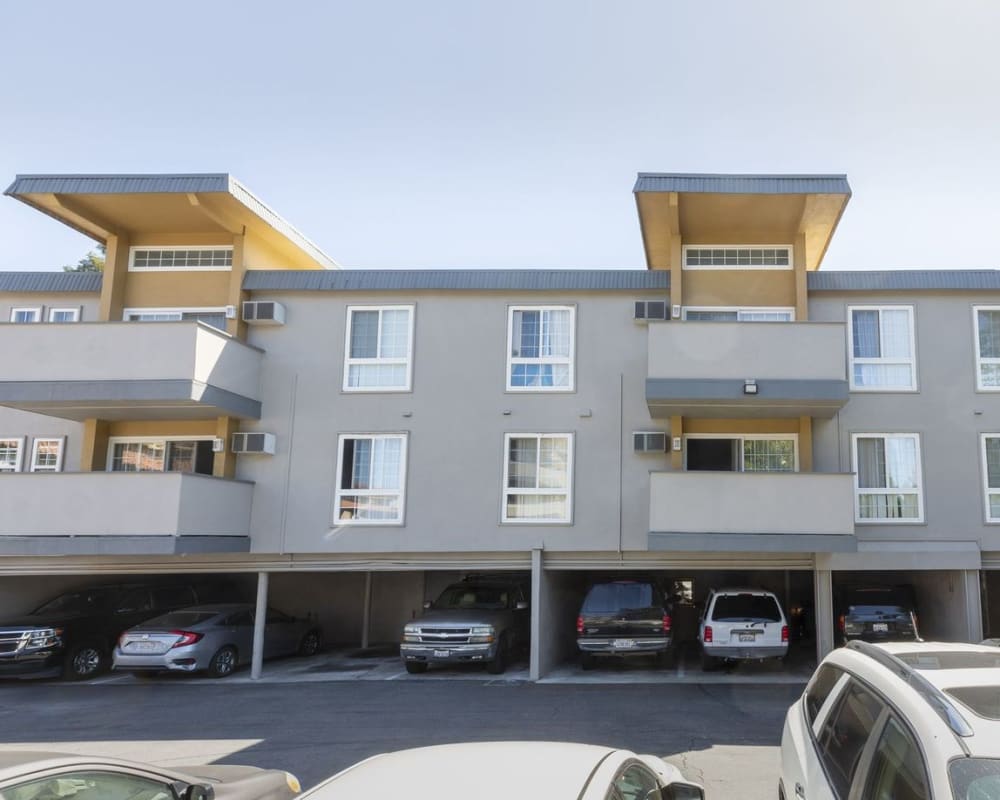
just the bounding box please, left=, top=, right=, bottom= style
left=847, top=641, right=974, bottom=739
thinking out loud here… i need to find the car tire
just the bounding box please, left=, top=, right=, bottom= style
left=486, top=634, right=507, bottom=675
left=63, top=642, right=105, bottom=681
left=405, top=661, right=428, bottom=674
left=207, top=646, right=238, bottom=678
left=298, top=629, right=321, bottom=657
left=580, top=653, right=596, bottom=671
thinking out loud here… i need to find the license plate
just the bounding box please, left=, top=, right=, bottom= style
left=612, top=639, right=636, bottom=649
left=433, top=649, right=450, bottom=658
left=872, top=623, right=889, bottom=633
left=130, top=641, right=159, bottom=652
left=739, top=633, right=756, bottom=642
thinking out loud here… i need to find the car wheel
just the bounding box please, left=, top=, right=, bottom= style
left=63, top=642, right=105, bottom=681
left=405, top=661, right=428, bottom=674
left=486, top=634, right=507, bottom=675
left=580, top=653, right=596, bottom=671
left=207, top=646, right=238, bottom=678
left=298, top=629, right=321, bottom=657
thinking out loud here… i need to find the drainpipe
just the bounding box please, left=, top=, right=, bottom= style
left=251, top=571, right=269, bottom=680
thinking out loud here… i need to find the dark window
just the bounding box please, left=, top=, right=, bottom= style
left=266, top=608, right=292, bottom=624
left=433, top=585, right=510, bottom=610
left=950, top=758, right=1000, bottom=799
left=33, top=589, right=116, bottom=615
left=711, top=594, right=782, bottom=622
left=147, top=611, right=218, bottom=628
left=6, top=770, right=174, bottom=800
left=581, top=583, right=655, bottom=614
left=115, top=588, right=152, bottom=613
left=805, top=664, right=845, bottom=724
left=152, top=586, right=196, bottom=608
left=607, top=763, right=661, bottom=800
left=817, top=680, right=885, bottom=799
left=222, top=610, right=254, bottom=627
left=863, top=717, right=929, bottom=800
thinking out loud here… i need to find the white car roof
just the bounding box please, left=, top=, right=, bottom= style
left=300, top=742, right=631, bottom=800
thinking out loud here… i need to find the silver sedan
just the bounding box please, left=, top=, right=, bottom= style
left=113, top=603, right=321, bottom=678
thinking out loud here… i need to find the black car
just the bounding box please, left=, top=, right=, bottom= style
left=576, top=578, right=675, bottom=669
left=0, top=580, right=242, bottom=680
left=837, top=584, right=920, bottom=644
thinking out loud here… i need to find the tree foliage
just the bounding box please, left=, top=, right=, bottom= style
left=64, top=244, right=106, bottom=272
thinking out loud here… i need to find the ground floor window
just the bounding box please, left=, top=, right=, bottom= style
left=108, top=438, right=215, bottom=475
left=685, top=435, right=797, bottom=472
left=502, top=433, right=573, bottom=523
left=336, top=434, right=407, bottom=524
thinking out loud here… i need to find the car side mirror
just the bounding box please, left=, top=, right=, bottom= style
left=661, top=782, right=705, bottom=800
left=171, top=782, right=215, bottom=800
left=423, top=601, right=432, bottom=609
left=515, top=601, right=529, bottom=610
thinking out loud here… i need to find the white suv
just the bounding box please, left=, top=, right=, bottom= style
left=698, top=587, right=788, bottom=670
left=781, top=640, right=1000, bottom=800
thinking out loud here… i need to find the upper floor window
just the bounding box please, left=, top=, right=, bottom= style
left=848, top=305, right=916, bottom=391
left=129, top=246, right=233, bottom=271
left=30, top=438, right=65, bottom=472
left=852, top=433, right=923, bottom=523
left=682, top=306, right=794, bottom=322
left=343, top=306, right=414, bottom=392
left=9, top=307, right=40, bottom=323
left=502, top=433, right=573, bottom=523
left=123, top=307, right=227, bottom=332
left=683, top=245, right=792, bottom=270
left=685, top=435, right=797, bottom=472
left=48, top=308, right=80, bottom=322
left=981, top=435, right=1000, bottom=523
left=336, top=434, right=407, bottom=524
left=974, top=306, right=1000, bottom=390
left=507, top=306, right=575, bottom=391
left=0, top=437, right=25, bottom=472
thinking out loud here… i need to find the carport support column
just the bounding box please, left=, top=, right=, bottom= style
left=361, top=572, right=373, bottom=650
left=530, top=548, right=544, bottom=681
left=814, top=568, right=834, bottom=662
left=251, top=571, right=269, bottom=680
left=964, top=570, right=984, bottom=643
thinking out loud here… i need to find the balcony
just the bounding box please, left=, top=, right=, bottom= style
left=0, top=322, right=262, bottom=420
left=0, top=473, right=252, bottom=555
left=648, top=471, right=856, bottom=553
left=646, top=321, right=848, bottom=418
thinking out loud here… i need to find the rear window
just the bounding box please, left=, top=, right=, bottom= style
left=433, top=585, right=510, bottom=610
left=581, top=583, right=655, bottom=614
left=711, top=593, right=782, bottom=622
left=143, top=611, right=218, bottom=628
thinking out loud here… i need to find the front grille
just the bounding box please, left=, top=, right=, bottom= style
left=0, top=630, right=30, bottom=656
left=416, top=627, right=472, bottom=645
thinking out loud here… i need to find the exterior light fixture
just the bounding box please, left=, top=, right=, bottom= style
left=743, top=379, right=758, bottom=395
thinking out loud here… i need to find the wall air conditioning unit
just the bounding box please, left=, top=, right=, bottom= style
left=231, top=432, right=277, bottom=455
left=242, top=301, right=286, bottom=326
left=633, top=432, right=667, bottom=453
left=634, top=301, right=668, bottom=322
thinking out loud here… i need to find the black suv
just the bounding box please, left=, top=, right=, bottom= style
left=0, top=580, right=241, bottom=680
left=837, top=584, right=919, bottom=644
left=576, top=578, right=675, bottom=669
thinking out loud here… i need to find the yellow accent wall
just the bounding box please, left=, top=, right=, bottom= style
left=108, top=420, right=218, bottom=438
left=684, top=419, right=801, bottom=434
left=681, top=270, right=797, bottom=309
left=122, top=271, right=233, bottom=311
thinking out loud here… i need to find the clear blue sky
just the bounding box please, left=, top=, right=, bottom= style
left=2, top=1, right=998, bottom=271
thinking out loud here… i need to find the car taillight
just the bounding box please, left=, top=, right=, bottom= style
left=170, top=630, right=203, bottom=649
left=576, top=616, right=583, bottom=634
left=838, top=614, right=845, bottom=633
left=703, top=626, right=713, bottom=643
left=118, top=633, right=128, bottom=648
left=781, top=625, right=789, bottom=643
left=662, top=615, right=672, bottom=633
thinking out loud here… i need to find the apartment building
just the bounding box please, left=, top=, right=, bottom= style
left=0, top=171, right=995, bottom=678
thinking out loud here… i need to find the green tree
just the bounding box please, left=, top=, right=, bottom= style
left=64, top=243, right=106, bottom=272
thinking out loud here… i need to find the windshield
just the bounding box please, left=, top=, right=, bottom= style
left=582, top=583, right=655, bottom=614
left=950, top=758, right=1000, bottom=799
left=712, top=594, right=782, bottom=622
left=139, top=611, right=219, bottom=628
left=433, top=585, right=510, bottom=610
left=32, top=589, right=117, bottom=616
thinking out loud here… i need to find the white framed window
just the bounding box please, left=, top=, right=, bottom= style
left=30, top=438, right=65, bottom=472
left=981, top=434, right=1000, bottom=523
left=507, top=306, right=575, bottom=391
left=852, top=433, right=923, bottom=523
left=502, top=433, right=573, bottom=523
left=48, top=307, right=80, bottom=323
left=123, top=307, right=228, bottom=331
left=343, top=306, right=414, bottom=392
left=9, top=307, right=41, bottom=323
left=107, top=436, right=216, bottom=475
left=848, top=305, right=917, bottom=391
left=129, top=246, right=233, bottom=271
left=683, top=245, right=792, bottom=270
left=682, top=306, right=795, bottom=322
left=336, top=434, right=407, bottom=524
left=973, top=306, right=1000, bottom=391
left=0, top=437, right=25, bottom=472
left=684, top=434, right=798, bottom=472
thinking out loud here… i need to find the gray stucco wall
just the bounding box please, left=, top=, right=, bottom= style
left=239, top=290, right=669, bottom=556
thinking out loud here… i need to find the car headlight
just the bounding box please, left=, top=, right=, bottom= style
left=403, top=624, right=420, bottom=642
left=469, top=625, right=495, bottom=644
left=284, top=772, right=301, bottom=794
left=25, top=628, right=63, bottom=649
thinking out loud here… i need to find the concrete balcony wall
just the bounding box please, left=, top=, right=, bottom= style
left=649, top=471, right=856, bottom=538
left=0, top=473, right=253, bottom=538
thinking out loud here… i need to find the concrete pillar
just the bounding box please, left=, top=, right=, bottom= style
left=530, top=549, right=544, bottom=681
left=251, top=571, right=269, bottom=680
left=963, top=569, right=984, bottom=643
left=80, top=419, right=110, bottom=472
left=213, top=416, right=238, bottom=478
left=814, top=568, right=834, bottom=662
left=226, top=233, right=248, bottom=340
left=361, top=571, right=373, bottom=649
left=98, top=232, right=130, bottom=323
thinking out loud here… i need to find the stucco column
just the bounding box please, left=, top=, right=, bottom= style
left=530, top=548, right=544, bottom=681
left=964, top=569, right=984, bottom=643
left=251, top=571, right=269, bottom=680
left=814, top=568, right=834, bottom=662
left=361, top=571, right=373, bottom=649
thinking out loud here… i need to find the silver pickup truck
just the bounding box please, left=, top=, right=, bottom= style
left=400, top=577, right=530, bottom=675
